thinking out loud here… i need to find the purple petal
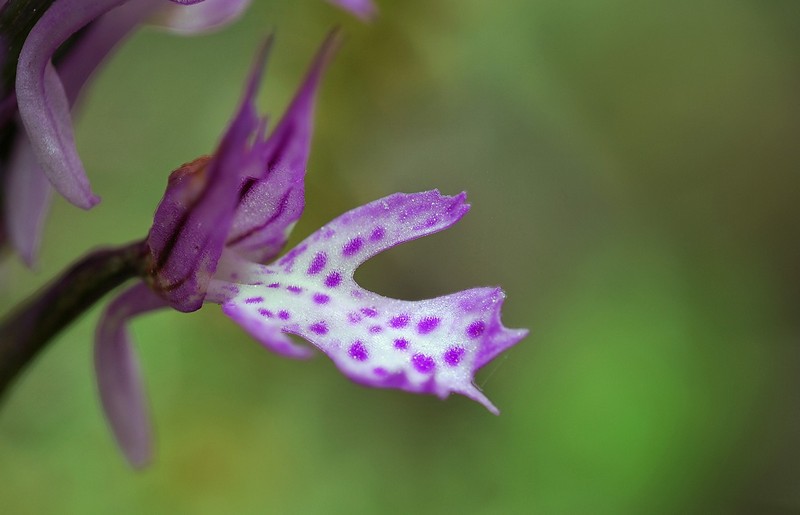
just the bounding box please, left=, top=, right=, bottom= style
left=226, top=31, right=340, bottom=263
left=16, top=0, right=133, bottom=208
left=147, top=39, right=272, bottom=312
left=150, top=0, right=251, bottom=34
left=4, top=131, right=53, bottom=266
left=326, top=0, right=377, bottom=21
left=210, top=191, right=528, bottom=413
left=95, top=283, right=167, bottom=468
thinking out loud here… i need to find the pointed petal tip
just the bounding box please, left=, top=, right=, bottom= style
left=461, top=385, right=500, bottom=415
left=300, top=28, right=342, bottom=91
left=243, top=34, right=275, bottom=101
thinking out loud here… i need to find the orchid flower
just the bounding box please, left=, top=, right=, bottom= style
left=2, top=0, right=251, bottom=263
left=95, top=34, right=526, bottom=468
left=3, top=0, right=370, bottom=265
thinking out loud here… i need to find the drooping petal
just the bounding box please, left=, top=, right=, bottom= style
left=226, top=31, right=340, bottom=263
left=210, top=191, right=528, bottom=413
left=16, top=0, right=132, bottom=208
left=95, top=283, right=168, bottom=468
left=4, top=131, right=53, bottom=266
left=150, top=0, right=251, bottom=34
left=146, top=39, right=271, bottom=311
left=326, top=0, right=377, bottom=21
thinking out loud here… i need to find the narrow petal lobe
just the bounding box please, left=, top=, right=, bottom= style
left=226, top=31, right=340, bottom=263
left=16, top=0, right=132, bottom=208
left=95, top=283, right=168, bottom=468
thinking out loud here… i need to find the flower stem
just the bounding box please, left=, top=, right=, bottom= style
left=0, top=240, right=147, bottom=400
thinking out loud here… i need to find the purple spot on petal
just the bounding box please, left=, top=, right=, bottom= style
left=349, top=341, right=368, bottom=361
left=373, top=367, right=388, bottom=376
left=369, top=325, right=383, bottom=334
left=424, top=215, right=439, bottom=227
left=268, top=283, right=280, bottom=289
left=444, top=346, right=466, bottom=366
left=307, top=252, right=327, bottom=275
left=258, top=308, right=274, bottom=318
left=394, top=338, right=409, bottom=350
left=413, top=215, right=440, bottom=231
left=309, top=322, right=328, bottom=335
left=325, top=271, right=342, bottom=288
left=361, top=307, right=378, bottom=318
left=278, top=310, right=290, bottom=320
left=313, top=293, right=330, bottom=305
left=370, top=226, right=385, bottom=241
left=287, top=285, right=303, bottom=294
left=412, top=353, right=435, bottom=373
left=467, top=320, right=486, bottom=338
left=342, top=237, right=363, bottom=256
left=244, top=296, right=264, bottom=304
left=348, top=312, right=363, bottom=324
left=417, top=316, right=441, bottom=334
left=389, top=314, right=409, bottom=328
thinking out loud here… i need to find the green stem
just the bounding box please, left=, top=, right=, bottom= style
left=0, top=240, right=147, bottom=400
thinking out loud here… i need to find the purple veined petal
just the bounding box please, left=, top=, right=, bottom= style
left=16, top=0, right=134, bottom=209
left=95, top=283, right=168, bottom=468
left=326, top=0, right=377, bottom=21
left=212, top=191, right=528, bottom=413
left=4, top=131, right=53, bottom=267
left=150, top=0, right=251, bottom=34
left=147, top=38, right=273, bottom=311
left=226, top=30, right=341, bottom=264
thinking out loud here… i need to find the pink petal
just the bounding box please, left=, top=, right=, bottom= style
left=95, top=283, right=168, bottom=468
left=16, top=0, right=132, bottom=208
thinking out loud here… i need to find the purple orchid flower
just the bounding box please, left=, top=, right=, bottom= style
left=3, top=0, right=368, bottom=265
left=3, top=0, right=251, bottom=264
left=95, top=33, right=526, bottom=468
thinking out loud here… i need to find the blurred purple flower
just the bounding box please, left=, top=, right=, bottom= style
left=95, top=33, right=526, bottom=468
left=2, top=0, right=251, bottom=265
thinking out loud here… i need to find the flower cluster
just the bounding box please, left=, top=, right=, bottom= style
left=95, top=33, right=527, bottom=467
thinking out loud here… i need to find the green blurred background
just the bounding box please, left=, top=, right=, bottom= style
left=2, top=0, right=799, bottom=513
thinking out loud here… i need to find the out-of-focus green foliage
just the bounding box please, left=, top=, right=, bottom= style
left=1, top=1, right=798, bottom=513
